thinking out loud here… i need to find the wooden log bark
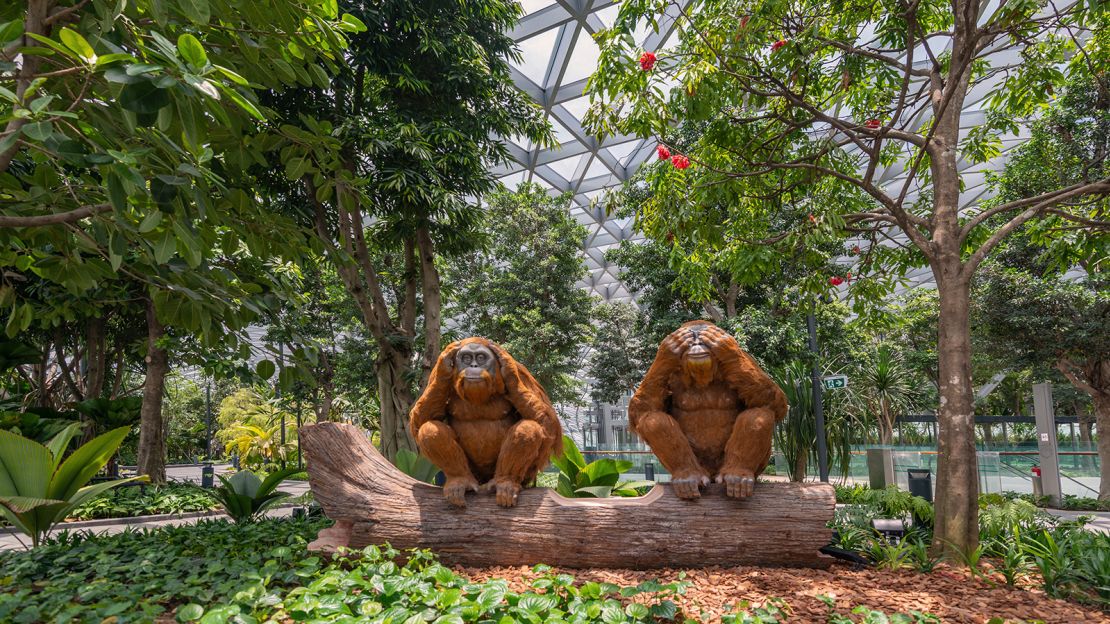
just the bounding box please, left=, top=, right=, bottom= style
left=301, top=422, right=835, bottom=569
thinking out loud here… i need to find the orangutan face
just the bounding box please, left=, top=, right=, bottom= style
left=681, top=324, right=717, bottom=387
left=453, top=343, right=500, bottom=404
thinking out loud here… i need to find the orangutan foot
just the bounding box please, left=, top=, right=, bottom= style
left=442, top=475, right=479, bottom=507
left=670, top=469, right=710, bottom=500
left=481, top=478, right=522, bottom=507
left=716, top=468, right=756, bottom=498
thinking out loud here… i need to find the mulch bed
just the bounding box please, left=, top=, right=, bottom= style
left=460, top=563, right=1110, bottom=623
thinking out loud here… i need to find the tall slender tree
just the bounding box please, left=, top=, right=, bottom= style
left=587, top=0, right=1109, bottom=554
left=264, top=0, right=548, bottom=459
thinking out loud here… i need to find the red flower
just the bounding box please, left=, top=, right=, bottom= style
left=864, top=119, right=881, bottom=129
left=657, top=145, right=671, bottom=160
left=671, top=154, right=690, bottom=170
left=807, top=213, right=817, bottom=224
left=828, top=276, right=844, bottom=286
left=741, top=15, right=750, bottom=28
left=851, top=245, right=861, bottom=255
left=771, top=39, right=788, bottom=53
left=639, top=51, right=657, bottom=71
left=846, top=272, right=852, bottom=281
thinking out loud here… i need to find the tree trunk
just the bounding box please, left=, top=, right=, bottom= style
left=792, top=451, right=808, bottom=482
left=415, top=228, right=442, bottom=388
left=1078, top=408, right=1094, bottom=472
left=301, top=422, right=836, bottom=569
left=377, top=349, right=416, bottom=460
left=932, top=276, right=979, bottom=557
left=85, top=315, right=107, bottom=399
left=137, top=299, right=169, bottom=483
left=1094, top=393, right=1110, bottom=501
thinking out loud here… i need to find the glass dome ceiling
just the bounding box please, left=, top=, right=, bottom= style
left=500, top=1, right=1030, bottom=303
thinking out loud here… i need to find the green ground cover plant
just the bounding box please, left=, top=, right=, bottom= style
left=830, top=485, right=1110, bottom=607
left=0, top=517, right=688, bottom=623
left=69, top=482, right=219, bottom=521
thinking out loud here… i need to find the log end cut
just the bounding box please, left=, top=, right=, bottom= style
left=301, top=422, right=836, bottom=569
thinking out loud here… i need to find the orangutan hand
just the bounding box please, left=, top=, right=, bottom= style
left=442, top=475, right=479, bottom=507
left=697, top=325, right=739, bottom=361
left=659, top=328, right=697, bottom=359
left=670, top=467, right=710, bottom=500
left=716, top=468, right=756, bottom=499
left=481, top=478, right=522, bottom=508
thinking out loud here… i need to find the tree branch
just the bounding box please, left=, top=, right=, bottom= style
left=0, top=203, right=112, bottom=228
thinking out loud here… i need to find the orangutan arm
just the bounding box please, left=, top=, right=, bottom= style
left=487, top=344, right=563, bottom=451
left=700, top=326, right=788, bottom=422
left=408, top=342, right=460, bottom=439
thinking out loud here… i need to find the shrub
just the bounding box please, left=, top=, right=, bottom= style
left=552, top=436, right=653, bottom=498
left=0, top=424, right=145, bottom=547
left=68, top=482, right=218, bottom=521
left=213, top=468, right=300, bottom=523
left=0, top=517, right=688, bottom=623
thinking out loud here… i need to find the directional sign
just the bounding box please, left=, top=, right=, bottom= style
left=822, top=375, right=848, bottom=390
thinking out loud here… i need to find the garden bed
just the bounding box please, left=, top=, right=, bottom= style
left=2, top=516, right=1106, bottom=623
left=465, top=563, right=1107, bottom=623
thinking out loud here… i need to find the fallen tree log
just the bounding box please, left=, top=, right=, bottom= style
left=301, top=422, right=835, bottom=569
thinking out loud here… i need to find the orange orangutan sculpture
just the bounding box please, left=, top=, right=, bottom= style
left=409, top=337, right=562, bottom=508
left=629, top=320, right=788, bottom=500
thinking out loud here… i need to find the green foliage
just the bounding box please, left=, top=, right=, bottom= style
left=0, top=0, right=356, bottom=354
left=585, top=301, right=654, bottom=405
left=72, top=396, right=142, bottom=432
left=0, top=424, right=145, bottom=547
left=212, top=468, right=299, bottom=524
left=68, top=482, right=218, bottom=521
left=551, top=436, right=654, bottom=498
left=0, top=406, right=79, bottom=443
left=217, top=387, right=298, bottom=469
left=395, top=448, right=441, bottom=484
left=831, top=486, right=1110, bottom=604
left=447, top=183, right=594, bottom=405
left=834, top=484, right=935, bottom=525
left=0, top=517, right=690, bottom=623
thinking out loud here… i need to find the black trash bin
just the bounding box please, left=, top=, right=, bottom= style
left=907, top=468, right=932, bottom=502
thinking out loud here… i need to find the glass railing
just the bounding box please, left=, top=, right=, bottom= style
left=558, top=445, right=1102, bottom=497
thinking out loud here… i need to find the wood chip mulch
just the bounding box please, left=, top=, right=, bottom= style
left=459, top=562, right=1110, bottom=623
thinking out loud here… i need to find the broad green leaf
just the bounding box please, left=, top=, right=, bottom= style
left=176, top=604, right=205, bottom=622
left=574, top=486, right=613, bottom=498
left=0, top=494, right=66, bottom=514
left=44, top=422, right=84, bottom=471
left=177, top=34, right=208, bottom=69
left=58, top=27, right=96, bottom=62
left=119, top=80, right=171, bottom=115
left=255, top=359, right=276, bottom=380
left=138, top=210, right=163, bottom=233
left=21, top=121, right=53, bottom=141
left=0, top=428, right=52, bottom=497
left=179, top=0, right=211, bottom=25
left=47, top=426, right=132, bottom=501
left=257, top=467, right=301, bottom=497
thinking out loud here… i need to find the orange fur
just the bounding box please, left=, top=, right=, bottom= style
left=629, top=320, right=788, bottom=499
left=409, top=337, right=563, bottom=507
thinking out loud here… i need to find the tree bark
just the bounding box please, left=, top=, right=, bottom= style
left=137, top=298, right=169, bottom=484
left=932, top=275, right=979, bottom=557
left=1094, top=392, right=1110, bottom=500
left=85, top=314, right=107, bottom=399
left=791, top=451, right=808, bottom=482
left=301, top=422, right=835, bottom=569
left=377, top=350, right=417, bottom=459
